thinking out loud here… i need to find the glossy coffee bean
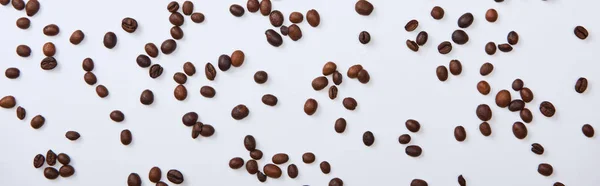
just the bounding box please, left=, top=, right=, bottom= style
left=264, top=164, right=283, bottom=178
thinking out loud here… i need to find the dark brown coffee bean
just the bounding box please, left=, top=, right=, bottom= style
left=140, top=89, right=154, bottom=105
left=265, top=29, right=283, bottom=47
left=347, top=64, right=363, bottom=78
left=25, top=0, right=39, bottom=16
left=479, top=63, right=494, bottom=76
left=288, top=24, right=302, bottom=41
left=43, top=24, right=59, bottom=36
left=449, top=60, right=462, bottom=75
left=520, top=87, right=534, bottom=103
left=173, top=72, right=187, bottom=84
left=319, top=161, right=331, bottom=174
left=575, top=77, right=588, bottom=93
left=33, top=154, right=44, bottom=168
left=405, top=19, right=418, bottom=32
left=280, top=25, right=289, bottom=35
left=398, top=134, right=411, bottom=144
left=40, top=56, right=58, bottom=70
left=70, top=30, right=85, bottom=45
left=486, top=9, right=498, bottom=22
left=167, top=1, right=179, bottom=12
left=355, top=0, right=374, bottom=15
left=191, top=122, right=203, bottom=138
left=508, top=99, right=525, bottom=111
left=329, top=178, right=344, bottom=186
left=334, top=118, right=346, bottom=133
left=44, top=167, right=59, bottom=180
left=416, top=31, right=428, bottom=46
left=0, top=0, right=9, bottom=6
left=438, top=41, right=452, bottom=54
left=0, top=96, right=16, bottom=108
left=406, top=40, right=419, bottom=52
left=169, top=12, right=184, bottom=26
left=16, top=17, right=30, bottom=29
left=328, top=86, right=338, bottom=100
left=167, top=169, right=184, bottom=184
left=262, top=94, right=278, bottom=106
left=257, top=171, right=267, bottom=182
left=12, top=0, right=24, bottom=10
left=554, top=182, right=565, bottom=186
left=31, top=115, right=45, bottom=129
left=264, top=164, right=282, bottom=178
left=333, top=71, right=343, bottom=85
left=272, top=153, right=289, bottom=164
left=436, top=65, right=448, bottom=81
left=476, top=104, right=492, bottom=121
left=454, top=126, right=466, bottom=142
left=218, top=54, right=231, bottom=71
left=363, top=131, right=375, bottom=146
left=82, top=58, right=94, bottom=71
left=431, top=6, right=444, bottom=20
left=269, top=10, right=284, bottom=27
left=498, top=43, right=512, bottom=52
left=302, top=152, right=315, bottom=163
left=289, top=12, right=303, bottom=23
left=110, top=110, right=125, bottom=122
left=458, top=13, right=474, bottom=28
left=174, top=85, right=188, bottom=101
left=148, top=167, right=162, bottom=183
left=243, top=135, right=257, bottom=151
left=259, top=0, right=271, bottom=15
left=145, top=43, right=159, bottom=58
left=254, top=71, right=268, bottom=84
left=539, top=101, right=555, bottom=117
left=507, top=31, right=519, bottom=45
left=287, top=164, right=298, bottom=178
left=96, top=85, right=109, bottom=98
left=199, top=86, right=216, bottom=98
left=57, top=153, right=70, bottom=165
left=121, top=17, right=138, bottom=33
left=170, top=26, right=184, bottom=40
left=574, top=26, right=588, bottom=40
left=103, top=32, right=117, bottom=49
left=511, top=79, right=524, bottom=91
left=495, top=0, right=504, bottom=2
left=46, top=150, right=56, bottom=166
left=405, top=119, right=420, bottom=133
left=246, top=160, right=259, bottom=174
left=343, top=97, right=357, bottom=110
left=128, top=173, right=141, bottom=186
left=247, top=0, right=259, bottom=12
left=16, top=106, right=25, bottom=120
left=520, top=108, right=533, bottom=123
left=306, top=9, right=320, bottom=27
left=512, top=122, right=527, bottom=139
left=230, top=4, right=245, bottom=17
left=182, top=1, right=193, bottom=15
left=84, top=72, right=97, bottom=85
left=312, top=76, right=328, bottom=90
left=477, top=80, right=491, bottom=95
left=452, top=30, right=469, bottom=45
left=231, top=104, right=249, bottom=120
left=5, top=67, right=20, bottom=79
left=205, top=63, right=217, bottom=80
left=65, top=131, right=80, bottom=141
left=357, top=69, right=370, bottom=83
left=199, top=124, right=214, bottom=137
left=485, top=42, right=497, bottom=55
left=582, top=124, right=594, bottom=137
left=121, top=129, right=132, bottom=145
left=230, top=50, right=245, bottom=67
left=538, top=163, right=553, bottom=176
left=42, top=42, right=56, bottom=56
left=191, top=12, right=205, bottom=23
left=412, top=179, right=428, bottom=186
left=58, top=166, right=74, bottom=178
left=304, top=98, right=318, bottom=115
left=250, top=150, right=263, bottom=160
left=229, top=157, right=244, bottom=169
left=16, top=45, right=31, bottom=57
left=495, top=90, right=511, bottom=108
left=161, top=39, right=177, bottom=54
left=405, top=145, right=422, bottom=157
left=479, top=122, right=491, bottom=136
left=149, top=64, right=163, bottom=79
left=531, top=143, right=544, bottom=155
left=322, top=62, right=337, bottom=75
left=358, top=31, right=371, bottom=44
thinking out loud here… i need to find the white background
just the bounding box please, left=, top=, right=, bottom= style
left=0, top=0, right=599, bottom=185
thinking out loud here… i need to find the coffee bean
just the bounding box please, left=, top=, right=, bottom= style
left=16, top=45, right=31, bottom=57
left=520, top=87, right=534, bottom=103
left=574, top=26, right=588, bottom=40
left=512, top=122, right=527, bottom=139
left=200, top=86, right=216, bottom=98
left=269, top=10, right=284, bottom=27
left=44, top=167, right=59, bottom=180
left=250, top=150, right=263, bottom=160
left=96, top=85, right=109, bottom=98
left=82, top=58, right=94, bottom=71
left=169, top=12, right=184, bottom=26
left=495, top=0, right=504, bottom=2
left=265, top=29, right=283, bottom=47
left=554, top=182, right=565, bottom=186
left=438, top=41, right=452, bottom=54
left=200, top=124, right=215, bottom=137
left=582, top=124, right=594, bottom=137
left=334, top=118, right=346, bottom=133
left=302, top=152, right=316, bottom=163
left=259, top=0, right=271, bottom=16
left=288, top=24, right=302, bottom=41
left=121, top=17, right=138, bottom=33
left=520, top=108, right=533, bottom=123
left=359, top=31, right=371, bottom=44
left=458, top=13, right=474, bottom=28
left=312, top=76, right=329, bottom=90
left=110, top=110, right=125, bottom=122
left=539, top=101, right=555, bottom=117
left=46, top=150, right=56, bottom=166
left=257, top=171, right=267, bottom=182
left=398, top=134, right=411, bottom=144
left=149, top=64, right=163, bottom=79
left=167, top=1, right=179, bottom=12
left=65, top=131, right=80, bottom=141
left=476, top=104, right=492, bottom=121
left=304, top=98, right=318, bottom=115
left=16, top=17, right=30, bottom=29
left=406, top=40, right=419, bottom=52
left=0, top=0, right=8, bottom=5
left=405, top=145, right=422, bottom=157
left=416, top=31, right=428, bottom=46
left=458, top=175, right=466, bottom=186
left=229, top=50, right=245, bottom=67
left=511, top=79, right=524, bottom=91
left=254, top=71, right=268, bottom=84
left=33, top=154, right=44, bottom=168
left=538, top=163, right=553, bottom=176
left=145, top=43, right=159, bottom=58
left=495, top=90, right=511, bottom=108
left=70, top=30, right=85, bottom=45
left=272, top=153, right=289, bottom=164
left=5, top=67, right=20, bottom=79
left=436, top=66, right=448, bottom=81
left=43, top=24, right=59, bottom=36
left=498, top=43, right=512, bottom=52
left=347, top=64, right=363, bottom=78
left=507, top=31, right=519, bottom=45
left=405, top=119, right=421, bottom=133
left=355, top=0, right=374, bottom=15
left=25, top=0, right=39, bottom=16
left=485, top=42, right=497, bottom=55
left=60, top=166, right=76, bottom=178
left=167, top=169, right=184, bottom=184
left=170, top=26, right=184, bottom=40
left=40, top=57, right=58, bottom=70
left=454, top=126, right=466, bottom=142
left=486, top=9, right=498, bottom=22
left=230, top=104, right=250, bottom=120
left=405, top=19, right=418, bottom=32
left=103, top=32, right=117, bottom=49
left=0, top=96, right=16, bottom=108
left=230, top=4, right=245, bottom=17
left=333, top=71, right=343, bottom=85
left=329, top=178, right=344, bottom=186
left=452, top=30, right=469, bottom=45
left=128, top=173, right=141, bottom=186
left=289, top=12, right=303, bottom=23
left=246, top=160, right=259, bottom=174
left=262, top=94, right=278, bottom=106
left=42, top=42, right=56, bottom=56
left=149, top=167, right=162, bottom=183
left=357, top=69, right=370, bottom=83
left=306, top=9, right=320, bottom=27
left=363, top=131, right=375, bottom=146
left=140, top=89, right=154, bottom=105
left=174, top=85, right=188, bottom=101
left=531, top=143, right=544, bottom=155
left=575, top=77, right=588, bottom=93
left=264, top=164, right=282, bottom=178
left=57, top=153, right=70, bottom=165
left=411, top=179, right=428, bottom=186
left=12, top=0, right=24, bottom=10
left=319, top=161, right=331, bottom=174
left=247, top=0, right=259, bottom=12
left=477, top=81, right=491, bottom=95
left=242, top=135, right=257, bottom=151
left=431, top=6, right=444, bottom=20
left=191, top=122, right=203, bottom=139
left=156, top=180, right=167, bottom=186
left=287, top=164, right=298, bottom=178
left=328, top=86, right=338, bottom=100
left=191, top=12, right=205, bottom=23
left=322, top=62, right=337, bottom=75
left=280, top=25, right=289, bottom=35
left=31, top=115, right=45, bottom=129
left=182, top=1, right=193, bottom=15
left=449, top=60, right=462, bottom=75
left=479, top=122, right=491, bottom=136
left=508, top=99, right=525, bottom=111
left=161, top=39, right=177, bottom=54
left=16, top=106, right=25, bottom=120
left=343, top=97, right=357, bottom=110
left=84, top=72, right=97, bottom=85
left=121, top=129, right=132, bottom=145
left=173, top=72, right=187, bottom=84
left=205, top=63, right=217, bottom=80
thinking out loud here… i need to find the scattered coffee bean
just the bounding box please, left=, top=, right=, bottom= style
left=269, top=10, right=284, bottom=27
left=343, top=97, right=357, bottom=110
left=149, top=167, right=162, bottom=183
left=411, top=179, right=428, bottom=186
left=476, top=104, right=492, bottom=121
left=531, top=143, right=544, bottom=155
left=486, top=9, right=498, bottom=22
left=333, top=71, right=343, bottom=85
left=329, top=178, right=344, bottom=186
left=498, top=43, right=512, bottom=52
left=406, top=40, right=419, bottom=52
left=520, top=87, right=534, bottom=102
left=312, top=76, right=329, bottom=90
left=191, top=12, right=205, bottom=23
left=167, top=169, right=184, bottom=184
left=363, top=131, right=375, bottom=146
left=110, top=110, right=125, bottom=122
left=40, top=57, right=58, bottom=70
left=260, top=0, right=271, bottom=16
left=25, top=0, right=39, bottom=16
left=230, top=157, right=244, bottom=169
left=436, top=65, right=448, bottom=81
left=44, top=167, right=59, bottom=180
left=128, top=173, right=141, bottom=186
left=449, top=60, right=462, bottom=75
left=554, top=182, right=565, bottom=186
left=507, top=31, right=519, bottom=45
left=512, top=79, right=524, bottom=91
left=43, top=24, right=60, bottom=36
left=508, top=99, right=525, bottom=112
left=320, top=161, right=331, bottom=174
left=289, top=12, right=303, bottom=23
left=452, top=30, right=469, bottom=45
left=59, top=166, right=75, bottom=178
left=302, top=152, right=316, bottom=163
left=398, top=134, right=411, bottom=144
left=280, top=25, right=289, bottom=35
left=231, top=104, right=250, bottom=120
left=520, top=108, right=533, bottom=123
left=243, top=135, right=257, bottom=151
left=0, top=96, right=16, bottom=108
left=191, top=122, right=203, bottom=139
left=167, top=1, right=179, bottom=12
left=257, top=171, right=267, bottom=182
left=406, top=119, right=421, bottom=132
left=84, top=72, right=97, bottom=85
left=347, top=64, right=363, bottom=78
left=306, top=9, right=320, bottom=27
left=230, top=4, right=245, bottom=17
left=582, top=124, right=594, bottom=137
left=57, top=153, right=70, bottom=165
left=140, top=89, right=154, bottom=105
left=355, top=0, right=374, bottom=15
left=264, top=164, right=282, bottom=178
left=65, top=131, right=80, bottom=141
left=121, top=17, right=138, bottom=33
left=96, top=85, right=109, bottom=98
left=485, top=42, right=497, bottom=55
left=538, top=163, right=553, bottom=176
left=405, top=145, right=422, bottom=157
left=121, top=129, right=132, bottom=145
left=174, top=85, right=188, bottom=101
left=265, top=29, right=283, bottom=47
left=479, top=122, right=491, bottom=136
left=495, top=90, right=511, bottom=108
left=16, top=106, right=25, bottom=120
left=200, top=124, right=215, bottom=137
left=169, top=12, right=184, bottom=26
left=31, top=115, right=45, bottom=129
left=438, top=41, right=452, bottom=54
left=5, top=67, right=20, bottom=79
left=200, top=86, right=216, bottom=98
left=170, top=26, right=184, bottom=40
left=254, top=71, right=268, bottom=84
left=458, top=13, right=474, bottom=28
left=182, top=1, right=193, bottom=15
left=288, top=24, right=302, bottom=41
left=454, top=126, right=466, bottom=142
left=262, top=94, right=278, bottom=106
left=334, top=118, right=346, bottom=133
left=357, top=69, right=370, bottom=83
left=247, top=0, right=259, bottom=12
left=431, top=6, right=444, bottom=20
left=16, top=45, right=31, bottom=57
left=539, top=101, right=555, bottom=117
left=16, top=17, right=30, bottom=29
left=512, top=122, right=527, bottom=139
left=575, top=77, right=588, bottom=93
left=82, top=58, right=94, bottom=71
left=574, top=26, right=588, bottom=40
left=46, top=150, right=56, bottom=166
left=230, top=50, right=245, bottom=67
left=161, top=39, right=177, bottom=54
left=103, top=32, right=117, bottom=49
left=33, top=154, right=45, bottom=168
left=477, top=81, right=491, bottom=95
left=70, top=30, right=85, bottom=45
left=304, top=98, right=318, bottom=115
left=173, top=72, right=187, bottom=84
left=458, top=175, right=466, bottom=186
left=328, top=86, right=338, bottom=100
left=12, top=0, right=25, bottom=10
left=416, top=31, right=428, bottom=46
left=405, top=19, right=418, bottom=32
left=149, top=64, right=163, bottom=79
left=287, top=164, right=298, bottom=178
left=0, top=0, right=8, bottom=5
left=42, top=42, right=56, bottom=56
left=246, top=160, right=259, bottom=174
left=272, top=153, right=289, bottom=164
left=145, top=43, right=159, bottom=58
left=359, top=31, right=370, bottom=44
left=323, top=62, right=337, bottom=75
left=250, top=150, right=263, bottom=160
left=205, top=63, right=217, bottom=80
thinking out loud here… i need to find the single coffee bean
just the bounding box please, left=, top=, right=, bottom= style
left=508, top=99, right=525, bottom=111
left=262, top=94, right=278, bottom=106
left=0, top=95, right=16, bottom=108
left=265, top=29, right=283, bottom=47
left=411, top=179, right=428, bottom=186
left=357, top=69, right=370, bottom=83
left=247, top=0, right=259, bottom=12
left=43, top=24, right=60, bottom=36
left=58, top=165, right=75, bottom=178
left=244, top=135, right=256, bottom=151
left=96, top=85, right=109, bottom=98
left=149, top=167, right=162, bottom=183
left=140, top=89, right=154, bottom=105
left=121, top=17, right=138, bottom=33
left=355, top=0, right=374, bottom=15
left=170, top=26, right=184, bottom=40
left=416, top=31, right=428, bottom=46
left=0, top=0, right=8, bottom=5
left=333, top=71, right=343, bottom=85
left=495, top=0, right=504, bottom=2
left=498, top=43, right=512, bottom=52
left=431, top=6, right=444, bottom=19
left=82, top=58, right=94, bottom=71
left=230, top=4, right=245, bottom=17
left=485, top=42, right=497, bottom=55
left=288, top=24, right=302, bottom=41
left=16, top=17, right=30, bottom=29
left=84, top=72, right=97, bottom=85
left=405, top=145, right=422, bottom=157
left=264, top=164, right=282, bottom=178
left=486, top=9, right=498, bottom=22
left=205, top=63, right=217, bottom=80
left=200, top=86, right=216, bottom=98
left=398, top=134, right=411, bottom=144
left=149, top=64, right=163, bottom=79
left=259, top=0, right=271, bottom=16
left=16, top=45, right=31, bottom=57
left=539, top=101, right=555, bottom=117
left=405, top=19, right=418, bottom=32
left=574, top=26, right=588, bottom=40
left=289, top=12, right=303, bottom=23
left=538, top=163, right=553, bottom=176
left=110, top=110, right=125, bottom=122
left=347, top=64, right=363, bottom=78
left=167, top=169, right=184, bottom=184
left=328, top=86, right=338, bottom=100
left=322, top=62, right=337, bottom=75
left=145, top=43, right=159, bottom=58
left=438, top=41, right=452, bottom=54
left=16, top=106, right=25, bottom=120
left=25, top=0, right=39, bottom=16
left=65, top=131, right=80, bottom=141
left=359, top=31, right=371, bottom=44
left=287, top=164, right=298, bottom=178
left=128, top=173, right=141, bottom=186
left=173, top=72, right=187, bottom=84
left=479, top=122, right=491, bottom=136
left=507, top=31, right=519, bottom=45
left=454, top=126, right=466, bottom=142
left=554, top=182, right=565, bottom=186
left=272, top=153, right=289, bottom=164
left=254, top=71, right=268, bottom=84
left=334, top=118, right=346, bottom=133
left=250, top=150, right=263, bottom=160
left=458, top=13, right=474, bottom=28
left=230, top=50, right=245, bottom=67
left=406, top=40, right=419, bottom=52
left=582, top=124, right=594, bottom=137
left=452, top=30, right=469, bottom=45
left=512, top=79, right=524, bottom=91
left=174, top=85, right=188, bottom=101
left=320, top=161, right=331, bottom=174
left=40, top=57, right=58, bottom=70
left=436, top=65, right=448, bottom=81
left=520, top=87, right=534, bottom=102
left=575, top=77, right=588, bottom=93
left=302, top=152, right=316, bottom=163
left=191, top=12, right=205, bottom=23
left=5, top=67, right=20, bottom=79
left=200, top=124, right=215, bottom=137
left=306, top=9, right=320, bottom=27
left=280, top=25, right=289, bottom=35
left=42, top=42, right=56, bottom=56
left=70, top=30, right=85, bottom=45
left=269, top=10, right=284, bottom=27
left=329, top=178, right=344, bottom=186
left=246, top=160, right=259, bottom=174
left=103, top=32, right=117, bottom=49
left=304, top=98, right=318, bottom=115
left=167, top=1, right=179, bottom=12
left=161, top=39, right=177, bottom=54
left=449, top=60, right=462, bottom=75
left=31, top=115, right=45, bottom=129
left=46, top=150, right=56, bottom=166
left=363, top=131, right=375, bottom=146
left=495, top=90, right=511, bottom=108
left=520, top=108, right=533, bottom=123
left=57, top=153, right=70, bottom=165
left=480, top=63, right=494, bottom=76
left=12, top=0, right=25, bottom=10
left=169, top=12, right=184, bottom=26
left=121, top=129, right=132, bottom=145
left=191, top=122, right=203, bottom=139
left=476, top=104, right=492, bottom=121
left=512, top=122, right=527, bottom=139
left=179, top=62, right=195, bottom=77
left=405, top=119, right=421, bottom=133
left=182, top=1, right=193, bottom=15
left=531, top=143, right=544, bottom=155
left=231, top=105, right=250, bottom=120
left=477, top=81, right=491, bottom=95
left=458, top=175, right=466, bottom=186
left=44, top=167, right=59, bottom=180
left=33, top=154, right=45, bottom=168
left=343, top=97, right=357, bottom=110
left=257, top=171, right=267, bottom=182
left=312, top=76, right=329, bottom=90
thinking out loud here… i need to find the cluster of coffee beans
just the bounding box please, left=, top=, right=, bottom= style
left=182, top=111, right=215, bottom=139
left=33, top=150, right=75, bottom=179
left=0, top=95, right=47, bottom=129
left=128, top=168, right=184, bottom=186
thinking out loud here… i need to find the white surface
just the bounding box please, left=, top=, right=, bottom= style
left=0, top=0, right=599, bottom=185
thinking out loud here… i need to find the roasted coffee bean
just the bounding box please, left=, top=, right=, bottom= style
left=182, top=1, right=193, bottom=15
left=16, top=106, right=25, bottom=120
left=243, top=135, right=256, bottom=151
left=259, top=0, right=271, bottom=16
left=148, top=167, right=161, bottom=183
left=343, top=97, right=357, bottom=110
left=575, top=77, right=588, bottom=93
left=306, top=9, right=320, bottom=27
left=82, top=58, right=94, bottom=71
left=16, top=45, right=31, bottom=57
left=191, top=122, right=203, bottom=139
left=302, top=152, right=316, bottom=163
left=486, top=9, right=498, bottom=22
left=128, top=173, right=141, bottom=186
left=357, top=69, right=370, bottom=83
left=574, top=26, right=588, bottom=40
left=200, top=124, right=215, bottom=137
left=477, top=81, right=491, bottom=95
left=110, top=110, right=125, bottom=122
left=46, top=150, right=56, bottom=166
left=230, top=4, right=245, bottom=17
left=406, top=40, right=419, bottom=52
left=65, top=131, right=80, bottom=141
left=452, top=30, right=469, bottom=45
left=229, top=157, right=245, bottom=169
left=304, top=98, right=318, bottom=115
left=42, top=42, right=56, bottom=56
left=44, top=167, right=59, bottom=180
left=25, top=0, right=39, bottom=16
left=508, top=100, right=525, bottom=111
left=33, top=154, right=45, bottom=168
left=0, top=0, right=8, bottom=5
left=272, top=153, right=289, bottom=164
left=334, top=118, right=346, bottom=133
left=347, top=64, right=363, bottom=78
left=322, top=62, right=337, bottom=75
left=431, top=6, right=444, bottom=20
left=538, top=163, right=553, bottom=176
left=31, top=115, right=45, bottom=129
left=247, top=0, right=259, bottom=12
left=121, top=17, right=138, bottom=33
left=582, top=124, right=594, bottom=137
left=554, top=182, right=565, bottom=186
left=179, top=62, right=195, bottom=77
left=264, top=164, right=282, bottom=178
left=405, top=145, right=422, bottom=157
left=485, top=42, right=497, bottom=55
left=43, top=24, right=59, bottom=36
left=173, top=72, right=187, bottom=84
left=12, top=0, right=24, bottom=10
left=70, top=30, right=85, bottom=45
left=262, top=94, right=278, bottom=106
left=170, top=26, right=184, bottom=40
left=57, top=153, right=70, bottom=165
left=539, top=101, right=555, bottom=117
left=438, top=41, right=452, bottom=54
left=96, top=85, right=109, bottom=98
left=140, top=89, right=154, bottom=105
left=246, top=160, right=259, bottom=174
left=411, top=179, right=428, bottom=186
left=363, top=131, right=375, bottom=146
left=333, top=71, right=343, bottom=85
left=436, top=65, right=448, bottom=81
left=495, top=90, right=511, bottom=108
left=169, top=12, right=184, bottom=26
left=257, top=171, right=267, bottom=182
left=254, top=71, right=268, bottom=84
left=512, top=79, right=524, bottom=91
left=59, top=166, right=75, bottom=178
left=288, top=24, right=302, bottom=41
left=230, top=50, right=245, bottom=67
left=161, top=39, right=177, bottom=54
left=458, top=175, right=466, bottom=186
left=167, top=169, right=184, bottom=184
left=191, top=12, right=205, bottom=23
left=495, top=0, right=504, bottom=2
left=205, top=63, right=217, bottom=80
left=200, top=86, right=216, bottom=98
left=149, top=64, right=163, bottom=79
left=507, top=31, right=519, bottom=45
left=355, top=0, right=374, bottom=15
left=398, top=134, right=411, bottom=144
left=458, top=13, right=474, bottom=28
left=5, top=67, right=20, bottom=79
left=280, top=25, right=289, bottom=35
left=520, top=108, right=533, bottom=123
left=449, top=60, right=462, bottom=75
left=454, top=126, right=466, bottom=142
left=479, top=122, right=491, bottom=136
left=312, top=76, right=329, bottom=90
left=520, top=87, right=534, bottom=102
left=498, top=43, right=512, bottom=52
left=269, top=10, right=284, bottom=27
left=358, top=31, right=371, bottom=44
left=167, top=1, right=179, bottom=12
left=480, top=63, right=494, bottom=76
left=103, top=32, right=117, bottom=49
left=289, top=12, right=303, bottom=23
left=231, top=104, right=250, bottom=120
left=250, top=150, right=263, bottom=160
left=329, top=178, right=344, bottom=186
left=416, top=31, right=428, bottom=46
left=84, top=72, right=97, bottom=85
left=319, top=161, right=331, bottom=174
left=16, top=17, right=30, bottom=29
left=405, top=119, right=421, bottom=133
left=145, top=43, right=159, bottom=58
left=40, top=57, right=58, bottom=70
left=476, top=104, right=492, bottom=121
left=405, top=19, right=418, bottom=32
left=512, top=122, right=527, bottom=139
left=0, top=96, right=16, bottom=108
left=174, top=85, right=188, bottom=101
left=328, top=86, right=338, bottom=100
left=531, top=143, right=544, bottom=155
left=265, top=29, right=283, bottom=47
left=121, top=129, right=132, bottom=145
left=287, top=164, right=298, bottom=178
